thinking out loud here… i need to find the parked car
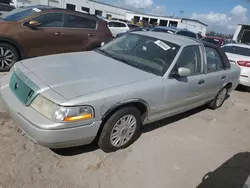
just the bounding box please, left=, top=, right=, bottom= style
left=116, top=27, right=150, bottom=37
left=106, top=20, right=130, bottom=37
left=0, top=5, right=113, bottom=71
left=221, top=44, right=250, bottom=89
left=1, top=32, right=240, bottom=152
left=127, top=23, right=139, bottom=30
left=202, top=37, right=225, bottom=47
left=223, top=39, right=237, bottom=46
left=151, top=26, right=203, bottom=39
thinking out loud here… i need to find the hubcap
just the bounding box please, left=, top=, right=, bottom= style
left=0, top=47, right=15, bottom=69
left=216, top=88, right=227, bottom=107
left=110, top=114, right=137, bottom=147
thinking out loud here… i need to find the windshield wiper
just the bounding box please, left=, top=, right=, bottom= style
left=97, top=49, right=134, bottom=66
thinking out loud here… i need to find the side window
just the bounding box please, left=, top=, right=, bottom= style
left=176, top=46, right=202, bottom=75
left=64, top=14, right=96, bottom=29
left=107, top=22, right=115, bottom=27
left=205, top=47, right=224, bottom=72
left=32, top=13, right=63, bottom=27
left=118, top=23, right=126, bottom=27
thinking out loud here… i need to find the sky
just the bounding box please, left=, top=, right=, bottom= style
left=100, top=0, right=250, bottom=34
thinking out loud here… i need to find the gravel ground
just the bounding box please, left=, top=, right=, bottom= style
left=0, top=73, right=250, bottom=188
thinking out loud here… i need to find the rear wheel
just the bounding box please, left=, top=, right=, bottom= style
left=208, top=87, right=228, bottom=109
left=98, top=107, right=141, bottom=152
left=0, top=43, right=19, bottom=72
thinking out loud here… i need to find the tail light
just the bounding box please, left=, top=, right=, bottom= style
left=237, top=61, right=250, bottom=67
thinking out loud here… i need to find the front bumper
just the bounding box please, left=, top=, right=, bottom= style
left=0, top=76, right=102, bottom=149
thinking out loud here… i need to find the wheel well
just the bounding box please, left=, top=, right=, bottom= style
left=225, top=82, right=232, bottom=89
left=94, top=101, right=148, bottom=142
left=0, top=40, right=22, bottom=60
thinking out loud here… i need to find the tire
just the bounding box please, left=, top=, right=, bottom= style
left=98, top=107, right=141, bottom=152
left=0, top=43, right=19, bottom=72
left=208, top=87, right=228, bottom=110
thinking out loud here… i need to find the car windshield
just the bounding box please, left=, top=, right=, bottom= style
left=1, top=7, right=42, bottom=21
left=98, top=33, right=180, bottom=76
left=221, top=46, right=250, bottom=57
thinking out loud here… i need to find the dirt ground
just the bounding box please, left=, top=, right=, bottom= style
left=0, top=76, right=250, bottom=188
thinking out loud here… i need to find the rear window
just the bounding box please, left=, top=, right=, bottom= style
left=202, top=38, right=220, bottom=45
left=221, top=46, right=250, bottom=57
left=151, top=28, right=175, bottom=34
left=177, top=31, right=197, bottom=39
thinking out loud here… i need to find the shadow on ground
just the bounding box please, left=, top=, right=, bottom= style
left=142, top=105, right=207, bottom=133
left=53, top=105, right=207, bottom=156
left=236, top=85, right=250, bottom=93
left=197, top=152, right=250, bottom=188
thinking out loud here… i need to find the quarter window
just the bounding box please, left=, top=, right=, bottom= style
left=32, top=13, right=63, bottom=27
left=176, top=46, right=202, bottom=75
left=64, top=14, right=96, bottom=29
left=205, top=47, right=224, bottom=72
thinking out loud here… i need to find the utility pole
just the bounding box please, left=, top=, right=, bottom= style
left=179, top=10, right=184, bottom=18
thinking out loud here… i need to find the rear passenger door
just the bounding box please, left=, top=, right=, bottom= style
left=203, top=46, right=227, bottom=98
left=62, top=13, right=97, bottom=52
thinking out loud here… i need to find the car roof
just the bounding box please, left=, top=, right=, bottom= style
left=20, top=5, right=98, bottom=17
left=134, top=31, right=200, bottom=46
left=222, top=43, right=250, bottom=49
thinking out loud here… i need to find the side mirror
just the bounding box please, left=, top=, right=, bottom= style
left=178, top=67, right=191, bottom=77
left=28, top=20, right=41, bottom=28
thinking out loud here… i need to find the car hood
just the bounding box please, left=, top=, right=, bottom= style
left=21, top=51, right=155, bottom=99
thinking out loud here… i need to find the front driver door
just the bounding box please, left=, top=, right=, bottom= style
left=162, top=45, right=207, bottom=117
left=20, top=12, right=67, bottom=58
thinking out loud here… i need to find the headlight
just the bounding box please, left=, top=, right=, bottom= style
left=31, top=95, right=94, bottom=123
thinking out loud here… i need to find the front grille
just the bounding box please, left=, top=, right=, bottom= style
left=9, top=70, right=39, bottom=106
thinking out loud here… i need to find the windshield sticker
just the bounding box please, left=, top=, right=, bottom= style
left=154, top=40, right=171, bottom=51
left=33, top=8, right=41, bottom=12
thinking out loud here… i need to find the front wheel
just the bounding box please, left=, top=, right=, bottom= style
left=98, top=107, right=141, bottom=152
left=208, top=87, right=228, bottom=110
left=0, top=43, right=19, bottom=72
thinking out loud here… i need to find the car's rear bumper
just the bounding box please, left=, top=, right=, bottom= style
left=0, top=76, right=101, bottom=149
left=239, top=68, right=250, bottom=87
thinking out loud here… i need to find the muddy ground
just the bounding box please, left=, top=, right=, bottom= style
left=0, top=76, right=250, bottom=188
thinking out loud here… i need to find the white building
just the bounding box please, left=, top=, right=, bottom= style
left=11, top=0, right=207, bottom=35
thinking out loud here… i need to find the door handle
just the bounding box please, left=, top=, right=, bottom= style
left=55, top=32, right=65, bottom=36
left=198, top=80, right=205, bottom=85
left=88, top=33, right=95, bottom=37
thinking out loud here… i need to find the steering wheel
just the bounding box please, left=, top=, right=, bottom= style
left=154, top=58, right=167, bottom=67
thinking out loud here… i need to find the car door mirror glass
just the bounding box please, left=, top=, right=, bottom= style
left=28, top=20, right=41, bottom=28
left=178, top=67, right=191, bottom=77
